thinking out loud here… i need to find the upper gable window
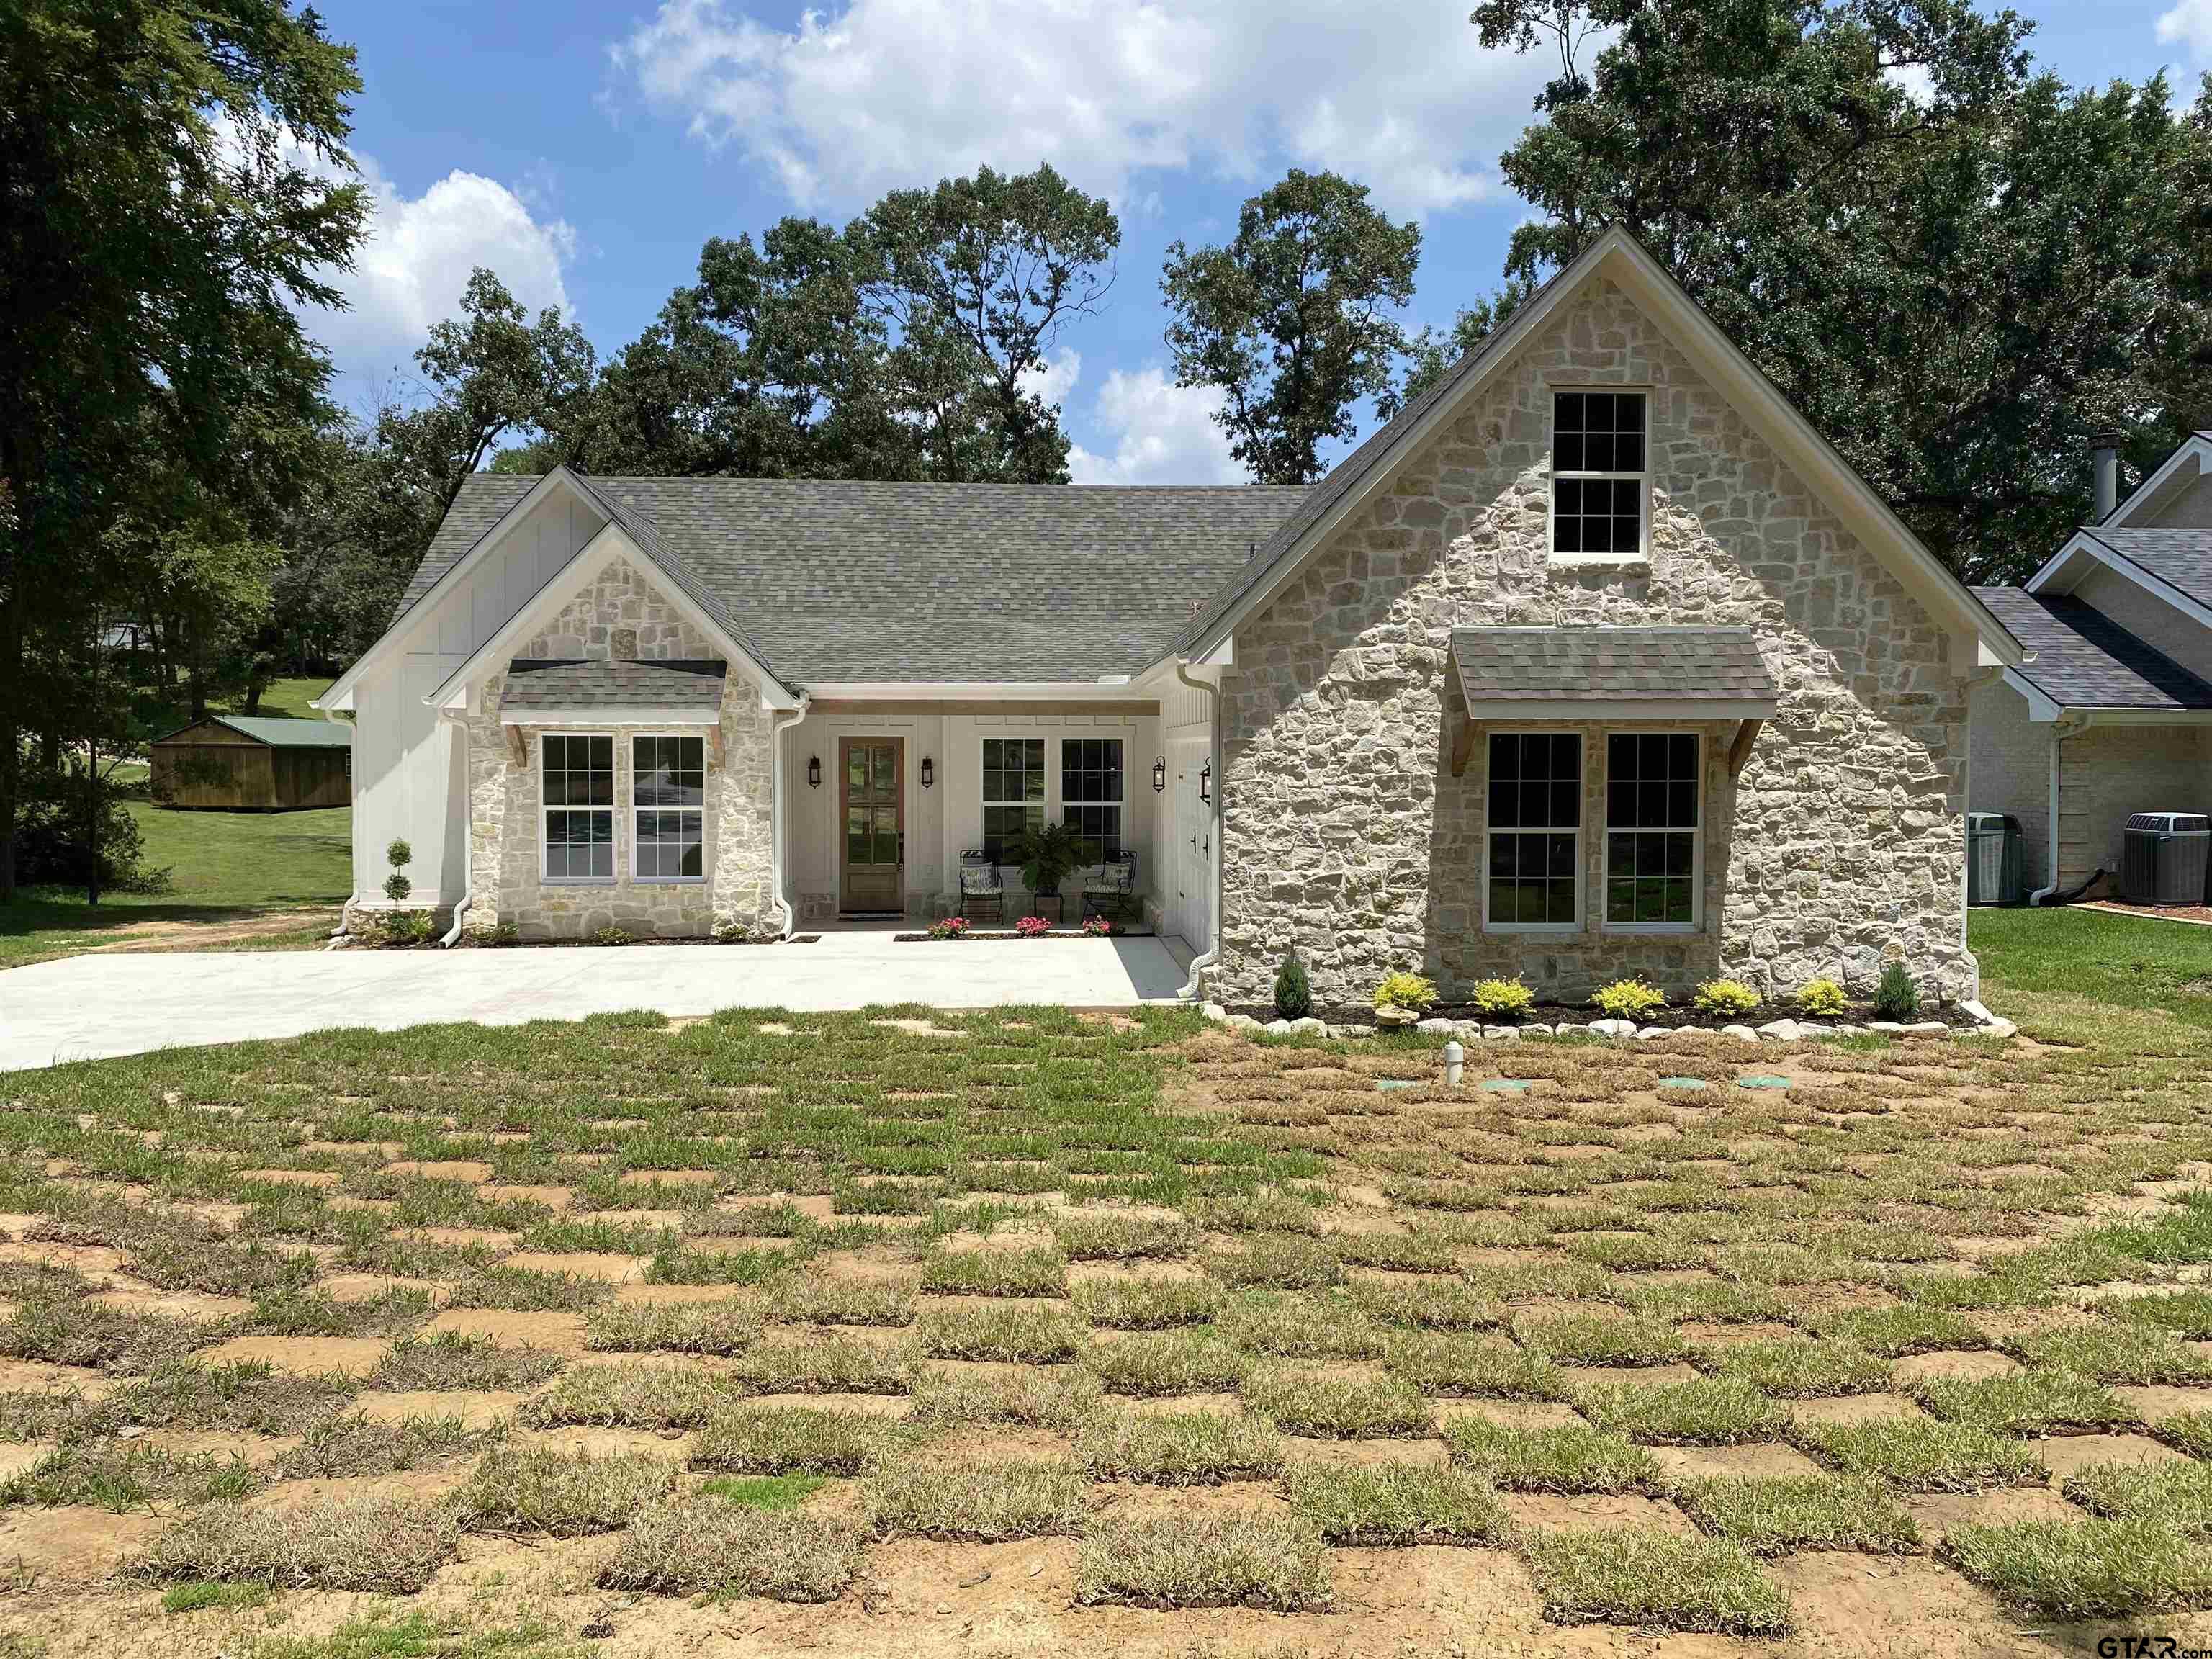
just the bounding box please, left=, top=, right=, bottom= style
left=1552, top=390, right=1648, bottom=559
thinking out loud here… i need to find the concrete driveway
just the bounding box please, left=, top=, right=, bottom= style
left=0, top=934, right=1190, bottom=1071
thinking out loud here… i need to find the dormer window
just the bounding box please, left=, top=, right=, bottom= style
left=1552, top=390, right=1648, bottom=560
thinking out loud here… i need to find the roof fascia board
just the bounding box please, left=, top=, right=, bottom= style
left=796, top=680, right=1160, bottom=701
left=2024, top=532, right=2103, bottom=596
left=2078, top=706, right=2212, bottom=726
left=2067, top=531, right=2212, bottom=631
left=502, top=707, right=720, bottom=726
left=2104, top=434, right=2212, bottom=528
left=2002, top=667, right=2065, bottom=723
left=316, top=467, right=590, bottom=712
left=1461, top=698, right=1779, bottom=720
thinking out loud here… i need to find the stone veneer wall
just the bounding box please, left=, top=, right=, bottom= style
left=1212, top=276, right=1975, bottom=1010
left=464, top=558, right=776, bottom=940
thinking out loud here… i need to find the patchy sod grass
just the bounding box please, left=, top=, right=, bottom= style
left=1513, top=1310, right=1686, bottom=1367
left=1798, top=1416, right=2047, bottom=1491
left=920, top=1246, right=1069, bottom=1298
left=862, top=1455, right=1089, bottom=1539
left=1218, top=1291, right=1385, bottom=1359
left=696, top=1473, right=824, bottom=1510
left=1382, top=1329, right=1563, bottom=1399
left=2011, top=1321, right=2212, bottom=1385
left=2062, top=1457, right=2212, bottom=1531
left=762, top=1274, right=916, bottom=1328
left=1349, top=1274, right=1500, bottom=1331
left=1672, top=1473, right=1920, bottom=1556
left=1053, top=1213, right=1200, bottom=1261
left=1071, top=1276, right=1223, bottom=1330
left=107, top=1361, right=356, bottom=1435
left=0, top=1298, right=222, bottom=1375
left=370, top=1331, right=565, bottom=1392
left=1701, top=1337, right=1891, bottom=1397
left=444, top=1267, right=611, bottom=1311
left=601, top=1496, right=862, bottom=1601
left=455, top=1444, right=679, bottom=1536
left=1, top=1441, right=256, bottom=1510
left=911, top=1301, right=1085, bottom=1363
left=1285, top=1460, right=1510, bottom=1545
left=1076, top=1513, right=1331, bottom=1611
left=1911, top=1368, right=2137, bottom=1436
left=1076, top=1407, right=1285, bottom=1485
left=521, top=1362, right=737, bottom=1432
left=1205, top=1233, right=1342, bottom=1291
left=276, top=1413, right=479, bottom=1480
left=1942, top=1516, right=2212, bottom=1619
left=2160, top=1411, right=2212, bottom=1458
left=1799, top=1303, right=1987, bottom=1357
left=910, top=1366, right=1100, bottom=1432
left=127, top=1494, right=461, bottom=1592
left=1521, top=1527, right=1793, bottom=1635
left=1570, top=1374, right=1790, bottom=1445
left=730, top=1334, right=912, bottom=1396
left=249, top=1285, right=431, bottom=1339
left=160, top=1581, right=276, bottom=1614
left=2103, top=1289, right=2212, bottom=1340
left=1084, top=1328, right=1249, bottom=1397
left=1443, top=1417, right=1658, bottom=1493
left=584, top=1298, right=765, bottom=1354
left=690, top=1403, right=903, bottom=1476
left=1240, top=1364, right=1431, bottom=1439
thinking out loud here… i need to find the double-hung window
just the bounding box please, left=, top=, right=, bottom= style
left=1061, top=738, right=1124, bottom=861
left=981, top=737, right=1046, bottom=860
left=1485, top=732, right=1581, bottom=929
left=1604, top=733, right=1701, bottom=928
left=541, top=735, right=614, bottom=882
left=634, top=735, right=705, bottom=881
left=1552, top=390, right=1647, bottom=558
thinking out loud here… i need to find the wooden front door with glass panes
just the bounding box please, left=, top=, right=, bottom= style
left=838, top=737, right=904, bottom=913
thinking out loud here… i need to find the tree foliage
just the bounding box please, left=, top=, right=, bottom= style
left=1160, top=170, right=1422, bottom=485
left=1471, top=0, right=2212, bottom=581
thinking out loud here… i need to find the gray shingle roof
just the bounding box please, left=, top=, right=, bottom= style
left=397, top=477, right=1309, bottom=685
left=2083, top=529, right=2212, bottom=608
left=1973, top=587, right=2212, bottom=711
left=501, top=659, right=729, bottom=714
left=1450, top=626, right=1779, bottom=709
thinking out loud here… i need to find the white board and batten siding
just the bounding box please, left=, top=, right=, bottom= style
left=1153, top=674, right=1218, bottom=953
left=351, top=488, right=608, bottom=908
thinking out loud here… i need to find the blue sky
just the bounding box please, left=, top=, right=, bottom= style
left=314, top=0, right=2190, bottom=482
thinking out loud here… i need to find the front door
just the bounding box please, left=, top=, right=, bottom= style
left=839, top=737, right=904, bottom=913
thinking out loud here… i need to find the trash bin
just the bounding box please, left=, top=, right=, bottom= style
left=2121, top=812, right=2211, bottom=904
left=1967, top=812, right=2026, bottom=906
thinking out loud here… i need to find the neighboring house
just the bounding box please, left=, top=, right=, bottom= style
left=148, top=716, right=353, bottom=811
left=318, top=228, right=2025, bottom=1006
left=1969, top=434, right=2212, bottom=901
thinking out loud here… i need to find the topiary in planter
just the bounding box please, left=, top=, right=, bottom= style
left=1274, top=950, right=1313, bottom=1021
left=1873, top=961, right=1920, bottom=1020
left=382, top=838, right=413, bottom=904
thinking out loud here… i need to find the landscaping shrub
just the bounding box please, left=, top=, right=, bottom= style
left=1874, top=961, right=1920, bottom=1019
left=927, top=916, right=969, bottom=940
left=1692, top=979, right=1762, bottom=1017
left=1372, top=971, right=1438, bottom=1013
left=1794, top=977, right=1848, bottom=1017
left=1274, top=950, right=1313, bottom=1020
left=1468, top=976, right=1535, bottom=1019
left=1015, top=914, right=1052, bottom=938
left=1590, top=977, right=1667, bottom=1019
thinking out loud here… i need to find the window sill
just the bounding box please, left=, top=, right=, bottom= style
left=1549, top=552, right=1650, bottom=570
left=634, top=877, right=707, bottom=886
left=1483, top=923, right=1584, bottom=936
left=541, top=878, right=617, bottom=888
left=1603, top=922, right=1701, bottom=936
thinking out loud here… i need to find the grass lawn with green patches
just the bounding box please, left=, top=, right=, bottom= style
left=1970, top=906, right=2212, bottom=1030
left=1, top=966, right=2211, bottom=1649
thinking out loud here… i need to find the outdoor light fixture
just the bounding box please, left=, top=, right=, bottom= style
left=920, top=755, right=935, bottom=790
left=807, top=755, right=821, bottom=789
left=1199, top=761, right=1211, bottom=804
left=1151, top=757, right=1166, bottom=793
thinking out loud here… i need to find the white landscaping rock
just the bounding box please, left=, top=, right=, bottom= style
left=1202, top=1002, right=1230, bottom=1022
left=1756, top=1018, right=1805, bottom=1041
left=1901, top=1020, right=1950, bottom=1036
left=1263, top=1019, right=1293, bottom=1036
left=1416, top=1018, right=1457, bottom=1035
left=1374, top=1004, right=1419, bottom=1029
left=1867, top=1021, right=1905, bottom=1034
left=1289, top=1017, right=1328, bottom=1036
left=1483, top=1025, right=1521, bottom=1040
left=1720, top=1024, right=1760, bottom=1042
left=1588, top=1018, right=1637, bottom=1039
left=1227, top=1014, right=1265, bottom=1033
left=1635, top=1025, right=1675, bottom=1040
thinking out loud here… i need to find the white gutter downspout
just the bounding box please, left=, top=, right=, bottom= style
left=768, top=693, right=812, bottom=938
left=320, top=705, right=363, bottom=945
left=1174, top=659, right=1220, bottom=1002
left=2029, top=716, right=2088, bottom=905
left=437, top=707, right=473, bottom=947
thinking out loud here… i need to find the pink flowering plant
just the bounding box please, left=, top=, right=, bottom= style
left=1083, top=916, right=1119, bottom=936
left=1015, top=914, right=1052, bottom=938
left=927, top=916, right=970, bottom=940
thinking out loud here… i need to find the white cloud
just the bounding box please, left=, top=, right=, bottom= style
left=2158, top=0, right=2212, bottom=62
left=606, top=0, right=1552, bottom=219
left=1068, top=364, right=1243, bottom=485
left=1019, top=345, right=1084, bottom=410
left=303, top=153, right=579, bottom=385
left=1883, top=62, right=1935, bottom=108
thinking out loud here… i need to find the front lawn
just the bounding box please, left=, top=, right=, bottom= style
left=0, top=800, right=349, bottom=969
left=1972, top=905, right=2212, bottom=1030
left=2, top=989, right=2211, bottom=1650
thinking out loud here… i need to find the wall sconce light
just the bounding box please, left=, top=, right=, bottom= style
left=1151, top=757, right=1166, bottom=793
left=920, top=755, right=935, bottom=790
left=807, top=755, right=822, bottom=789
left=1199, top=761, right=1211, bottom=804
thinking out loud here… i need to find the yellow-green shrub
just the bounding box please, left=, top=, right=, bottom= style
left=1691, top=979, right=1761, bottom=1017
left=1589, top=978, right=1667, bottom=1020
left=1372, top=971, right=1439, bottom=1013
left=1468, top=977, right=1535, bottom=1019
left=1794, top=978, right=1848, bottom=1017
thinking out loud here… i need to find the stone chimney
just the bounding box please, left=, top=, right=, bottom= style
left=2091, top=432, right=2123, bottom=523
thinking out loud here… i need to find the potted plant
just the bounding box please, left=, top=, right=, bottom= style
left=1014, top=821, right=1081, bottom=914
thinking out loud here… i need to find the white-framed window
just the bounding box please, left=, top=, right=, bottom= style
left=981, top=737, right=1046, bottom=860
left=1551, top=389, right=1648, bottom=559
left=633, top=734, right=706, bottom=881
left=541, top=733, right=614, bottom=883
left=1603, top=731, right=1701, bottom=930
left=1061, top=737, right=1125, bottom=861
left=1484, top=731, right=1583, bottom=932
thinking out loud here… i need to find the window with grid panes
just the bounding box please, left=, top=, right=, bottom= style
left=1486, top=732, right=1581, bottom=927
left=541, top=734, right=614, bottom=881
left=1061, top=738, right=1123, bottom=860
left=633, top=735, right=705, bottom=880
left=1552, top=390, right=1647, bottom=557
left=1604, top=732, right=1700, bottom=926
left=981, top=738, right=1046, bottom=860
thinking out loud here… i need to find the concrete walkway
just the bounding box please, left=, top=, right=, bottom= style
left=0, top=934, right=1190, bottom=1071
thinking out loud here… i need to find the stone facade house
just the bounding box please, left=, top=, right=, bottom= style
left=318, top=229, right=2026, bottom=1006
left=1969, top=433, right=2212, bottom=903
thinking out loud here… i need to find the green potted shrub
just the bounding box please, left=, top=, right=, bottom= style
left=1014, top=822, right=1081, bottom=913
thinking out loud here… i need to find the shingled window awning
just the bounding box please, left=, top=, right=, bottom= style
left=1449, top=627, right=1779, bottom=720
left=500, top=659, right=728, bottom=725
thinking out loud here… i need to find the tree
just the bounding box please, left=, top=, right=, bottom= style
left=1388, top=279, right=1537, bottom=415
left=0, top=0, right=364, bottom=901
left=1470, top=0, right=2212, bottom=582
left=1161, top=170, right=1422, bottom=485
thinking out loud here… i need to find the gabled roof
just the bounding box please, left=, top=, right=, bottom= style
left=151, top=715, right=352, bottom=748
left=1162, top=226, right=2023, bottom=672
left=1973, top=587, right=2212, bottom=712
left=1451, top=626, right=1777, bottom=718
left=2099, top=431, right=2212, bottom=529
left=503, top=658, right=727, bottom=718
left=2082, top=529, right=2212, bottom=610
